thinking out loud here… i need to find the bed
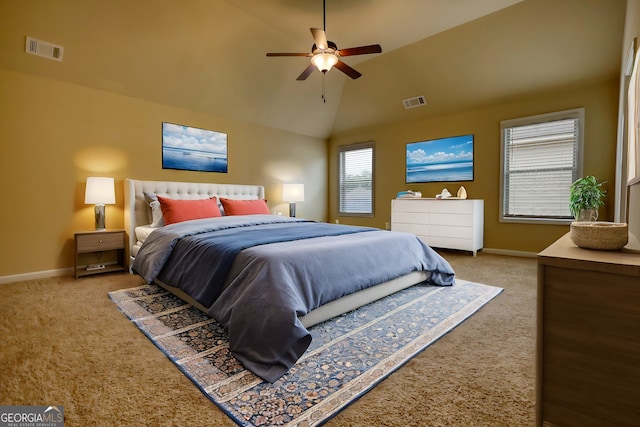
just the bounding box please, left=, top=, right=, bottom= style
left=124, top=178, right=455, bottom=382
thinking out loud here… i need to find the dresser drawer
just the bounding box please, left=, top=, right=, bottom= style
left=76, top=232, right=124, bottom=252
left=392, top=211, right=430, bottom=224
left=430, top=224, right=472, bottom=239
left=392, top=199, right=432, bottom=213
left=429, top=200, right=475, bottom=214
left=423, top=235, right=472, bottom=251
left=391, top=222, right=431, bottom=235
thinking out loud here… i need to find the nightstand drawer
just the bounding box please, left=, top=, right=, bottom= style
left=76, top=232, right=124, bottom=252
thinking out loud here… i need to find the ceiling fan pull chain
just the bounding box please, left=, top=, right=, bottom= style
left=322, top=72, right=327, bottom=103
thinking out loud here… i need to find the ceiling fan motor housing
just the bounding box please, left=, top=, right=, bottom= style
left=312, top=41, right=338, bottom=54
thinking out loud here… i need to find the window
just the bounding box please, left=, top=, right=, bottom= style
left=500, top=108, right=584, bottom=223
left=339, top=142, right=374, bottom=215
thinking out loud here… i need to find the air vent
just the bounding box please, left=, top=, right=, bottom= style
left=402, top=95, right=426, bottom=109
left=25, top=37, right=63, bottom=62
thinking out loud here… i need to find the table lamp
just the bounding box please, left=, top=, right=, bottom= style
left=283, top=183, right=304, bottom=217
left=85, top=177, right=115, bottom=230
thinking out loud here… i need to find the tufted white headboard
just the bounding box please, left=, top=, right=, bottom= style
left=124, top=178, right=265, bottom=267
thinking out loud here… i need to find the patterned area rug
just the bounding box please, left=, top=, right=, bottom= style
left=109, top=279, right=502, bottom=427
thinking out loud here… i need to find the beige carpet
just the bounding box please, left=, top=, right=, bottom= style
left=0, top=252, right=536, bottom=426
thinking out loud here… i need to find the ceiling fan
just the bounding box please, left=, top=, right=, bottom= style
left=266, top=0, right=382, bottom=81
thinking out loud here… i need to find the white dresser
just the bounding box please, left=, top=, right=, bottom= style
left=391, top=198, right=484, bottom=255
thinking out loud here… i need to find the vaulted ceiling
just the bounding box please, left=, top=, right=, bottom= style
left=0, top=0, right=627, bottom=139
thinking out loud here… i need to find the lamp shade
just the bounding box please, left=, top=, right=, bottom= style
left=311, top=53, right=338, bottom=72
left=85, top=177, right=115, bottom=205
left=283, top=183, right=305, bottom=202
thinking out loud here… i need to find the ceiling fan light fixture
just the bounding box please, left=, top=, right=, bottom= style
left=311, top=53, right=338, bottom=72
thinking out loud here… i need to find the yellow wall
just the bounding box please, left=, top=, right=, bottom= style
left=328, top=79, right=620, bottom=254
left=0, top=69, right=327, bottom=277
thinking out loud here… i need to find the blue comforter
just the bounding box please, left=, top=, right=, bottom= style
left=132, top=215, right=455, bottom=382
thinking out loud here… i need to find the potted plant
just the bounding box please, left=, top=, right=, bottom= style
left=569, top=175, right=606, bottom=221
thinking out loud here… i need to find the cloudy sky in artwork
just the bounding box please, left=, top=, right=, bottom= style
left=162, top=122, right=227, bottom=155
left=407, top=134, right=473, bottom=165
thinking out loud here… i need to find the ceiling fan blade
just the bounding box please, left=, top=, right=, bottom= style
left=334, top=60, right=361, bottom=79
left=296, top=64, right=316, bottom=81
left=337, top=44, right=382, bottom=57
left=310, top=28, right=328, bottom=50
left=266, top=52, right=312, bottom=57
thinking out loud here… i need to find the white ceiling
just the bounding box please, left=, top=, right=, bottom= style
left=0, top=0, right=626, bottom=139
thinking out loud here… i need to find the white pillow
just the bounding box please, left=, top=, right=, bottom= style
left=144, top=192, right=165, bottom=227
left=149, top=199, right=165, bottom=227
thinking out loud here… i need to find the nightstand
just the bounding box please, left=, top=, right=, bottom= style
left=74, top=229, right=126, bottom=279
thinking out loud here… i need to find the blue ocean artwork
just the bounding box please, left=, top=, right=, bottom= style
left=162, top=122, right=228, bottom=173
left=406, top=134, right=473, bottom=183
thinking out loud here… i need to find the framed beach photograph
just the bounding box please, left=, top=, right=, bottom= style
left=406, top=134, right=474, bottom=183
left=162, top=122, right=228, bottom=173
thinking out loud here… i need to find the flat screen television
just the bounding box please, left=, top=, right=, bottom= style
left=406, top=134, right=474, bottom=183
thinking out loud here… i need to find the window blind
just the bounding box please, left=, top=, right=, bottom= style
left=339, top=143, right=373, bottom=215
left=502, top=112, right=582, bottom=221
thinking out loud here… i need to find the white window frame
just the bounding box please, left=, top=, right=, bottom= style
left=500, top=108, right=584, bottom=224
left=338, top=142, right=374, bottom=216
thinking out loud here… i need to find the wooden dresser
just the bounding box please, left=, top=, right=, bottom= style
left=536, top=233, right=640, bottom=426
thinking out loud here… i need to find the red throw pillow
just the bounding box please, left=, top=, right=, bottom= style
left=220, top=198, right=270, bottom=215
left=157, top=196, right=221, bottom=225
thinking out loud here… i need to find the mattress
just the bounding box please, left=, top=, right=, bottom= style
left=135, top=225, right=157, bottom=244
left=131, top=225, right=157, bottom=258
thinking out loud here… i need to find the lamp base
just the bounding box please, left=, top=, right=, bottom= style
left=94, top=204, right=106, bottom=230
left=289, top=202, right=296, bottom=218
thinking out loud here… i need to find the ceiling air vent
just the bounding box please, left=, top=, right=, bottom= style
left=402, top=95, right=426, bottom=109
left=25, top=36, right=64, bottom=62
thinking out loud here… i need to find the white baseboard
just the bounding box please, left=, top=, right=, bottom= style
left=482, top=247, right=538, bottom=258
left=0, top=268, right=73, bottom=285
